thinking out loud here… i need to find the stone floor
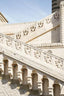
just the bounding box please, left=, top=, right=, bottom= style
left=0, top=75, right=40, bottom=96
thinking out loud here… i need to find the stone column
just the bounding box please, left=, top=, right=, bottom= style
left=60, top=1, right=64, bottom=44
left=3, top=57, right=8, bottom=75
left=42, top=75, right=49, bottom=95
left=53, top=80, right=60, bottom=96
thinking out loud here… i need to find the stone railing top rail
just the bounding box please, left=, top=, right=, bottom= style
left=0, top=32, right=64, bottom=70
left=32, top=43, right=64, bottom=47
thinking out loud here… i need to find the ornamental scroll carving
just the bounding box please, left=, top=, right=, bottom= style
left=46, top=18, right=51, bottom=24
left=23, top=30, right=29, bottom=36
left=30, top=26, right=36, bottom=32
left=54, top=12, right=59, bottom=20
left=44, top=53, right=52, bottom=64
left=34, top=50, right=41, bottom=59
left=24, top=45, right=31, bottom=55
left=54, top=58, right=63, bottom=68
left=6, top=38, right=12, bottom=46
left=16, top=32, right=21, bottom=39
left=15, top=41, right=22, bottom=50
left=38, top=22, right=43, bottom=28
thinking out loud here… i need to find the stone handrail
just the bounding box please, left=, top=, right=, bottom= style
left=15, top=11, right=59, bottom=43
left=32, top=42, right=63, bottom=47
left=0, top=32, right=64, bottom=71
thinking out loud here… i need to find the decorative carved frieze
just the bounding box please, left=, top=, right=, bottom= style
left=16, top=32, right=21, bottom=39
left=44, top=53, right=52, bottom=64
left=15, top=41, right=22, bottom=50
left=6, top=38, right=12, bottom=46
left=46, top=18, right=51, bottom=24
left=54, top=58, right=63, bottom=68
left=34, top=50, right=41, bottom=59
left=38, top=22, right=44, bottom=28
left=30, top=26, right=36, bottom=32
left=54, top=12, right=59, bottom=20
left=24, top=45, right=31, bottom=55
left=23, top=30, right=29, bottom=36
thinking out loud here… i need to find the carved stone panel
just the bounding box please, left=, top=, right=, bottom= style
left=30, top=26, right=36, bottom=32
left=54, top=58, right=63, bottom=68
left=34, top=50, right=41, bottom=59
left=24, top=45, right=31, bottom=55
left=38, top=22, right=44, bottom=28
left=6, top=38, right=12, bottom=46
left=16, top=32, right=21, bottom=39
left=23, top=30, right=29, bottom=36
left=44, top=53, right=52, bottom=64
left=46, top=18, right=51, bottom=24
left=54, top=12, right=59, bottom=20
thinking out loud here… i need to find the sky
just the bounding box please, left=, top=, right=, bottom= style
left=0, top=0, right=52, bottom=23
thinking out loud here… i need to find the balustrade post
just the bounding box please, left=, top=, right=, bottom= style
left=12, top=61, right=18, bottom=80
left=32, top=70, right=38, bottom=90
left=3, top=57, right=8, bottom=76
left=53, top=80, right=60, bottom=96
left=42, top=75, right=49, bottom=95
left=22, top=65, right=28, bottom=85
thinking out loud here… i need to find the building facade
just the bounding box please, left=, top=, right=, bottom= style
left=0, top=0, right=64, bottom=96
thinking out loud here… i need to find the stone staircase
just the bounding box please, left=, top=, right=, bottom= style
left=0, top=33, right=64, bottom=96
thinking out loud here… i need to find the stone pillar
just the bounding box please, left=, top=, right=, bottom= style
left=60, top=1, right=64, bottom=44
left=3, top=57, right=8, bottom=75
left=12, top=61, right=18, bottom=80
left=22, top=65, right=28, bottom=85
left=53, top=80, right=60, bottom=96
left=13, top=65, right=18, bottom=79
left=42, top=75, right=49, bottom=95
left=32, top=70, right=38, bottom=90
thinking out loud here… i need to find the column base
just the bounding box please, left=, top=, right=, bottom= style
left=20, top=84, right=30, bottom=90
left=19, top=84, right=30, bottom=94
left=29, top=89, right=40, bottom=95
left=40, top=95, right=52, bottom=96
left=11, top=79, right=20, bottom=85
left=2, top=74, right=10, bottom=80
left=1, top=74, right=10, bottom=84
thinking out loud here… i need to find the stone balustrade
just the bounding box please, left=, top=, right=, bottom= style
left=0, top=33, right=63, bottom=95
left=0, top=54, right=62, bottom=96
left=0, top=33, right=64, bottom=71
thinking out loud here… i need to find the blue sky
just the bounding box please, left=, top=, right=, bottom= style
left=0, top=0, right=52, bottom=23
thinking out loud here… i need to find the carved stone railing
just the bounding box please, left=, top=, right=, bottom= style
left=15, top=11, right=59, bottom=43
left=0, top=32, right=64, bottom=71
left=0, top=33, right=64, bottom=81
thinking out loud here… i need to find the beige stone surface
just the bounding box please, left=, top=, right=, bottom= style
left=0, top=1, right=64, bottom=96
